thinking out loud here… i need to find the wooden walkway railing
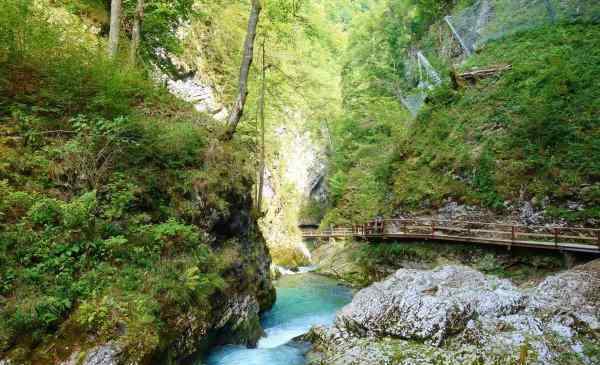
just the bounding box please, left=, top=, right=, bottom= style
left=301, top=218, right=600, bottom=254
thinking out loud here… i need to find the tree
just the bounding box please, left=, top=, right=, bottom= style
left=129, top=0, right=145, bottom=65
left=224, top=0, right=262, bottom=139
left=256, top=38, right=267, bottom=211
left=108, top=0, right=122, bottom=58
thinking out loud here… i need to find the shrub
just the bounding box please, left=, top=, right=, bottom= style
left=150, top=219, right=200, bottom=246
left=27, top=197, right=62, bottom=227
left=62, top=191, right=97, bottom=230
left=0, top=184, right=36, bottom=223
left=102, top=174, right=138, bottom=220
left=75, top=295, right=123, bottom=335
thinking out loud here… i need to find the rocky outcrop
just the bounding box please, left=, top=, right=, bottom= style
left=312, top=240, right=370, bottom=285
left=260, top=122, right=329, bottom=267
left=165, top=76, right=228, bottom=120
left=59, top=344, right=121, bottom=365
left=214, top=294, right=263, bottom=347
left=307, top=261, right=600, bottom=365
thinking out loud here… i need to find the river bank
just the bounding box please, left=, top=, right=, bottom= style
left=306, top=261, right=600, bottom=364
left=311, top=239, right=580, bottom=288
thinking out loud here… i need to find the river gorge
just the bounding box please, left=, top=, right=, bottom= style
left=204, top=272, right=352, bottom=365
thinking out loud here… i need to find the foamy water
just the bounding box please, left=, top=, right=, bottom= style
left=204, top=273, right=352, bottom=365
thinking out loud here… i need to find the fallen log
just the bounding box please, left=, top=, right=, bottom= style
left=456, top=64, right=512, bottom=84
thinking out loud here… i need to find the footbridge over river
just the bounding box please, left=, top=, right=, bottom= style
left=301, top=218, right=600, bottom=254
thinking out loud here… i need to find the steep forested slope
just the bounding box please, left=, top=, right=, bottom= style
left=181, top=0, right=347, bottom=267
left=0, top=1, right=274, bottom=363
left=322, top=0, right=600, bottom=226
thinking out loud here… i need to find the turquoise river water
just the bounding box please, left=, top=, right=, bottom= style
left=204, top=272, right=353, bottom=365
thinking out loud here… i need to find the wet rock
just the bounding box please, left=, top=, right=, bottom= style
left=216, top=295, right=260, bottom=331
left=270, top=263, right=283, bottom=280
left=312, top=240, right=368, bottom=286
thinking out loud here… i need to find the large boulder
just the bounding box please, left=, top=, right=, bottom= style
left=336, top=266, right=526, bottom=345
left=308, top=261, right=600, bottom=365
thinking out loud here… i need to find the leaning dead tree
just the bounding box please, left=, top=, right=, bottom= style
left=224, top=0, right=262, bottom=139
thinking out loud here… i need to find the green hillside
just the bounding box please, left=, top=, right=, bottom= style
left=322, top=17, right=600, bottom=225
left=0, top=1, right=273, bottom=363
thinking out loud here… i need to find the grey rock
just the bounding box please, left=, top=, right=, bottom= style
left=567, top=200, right=585, bottom=211
left=310, top=262, right=600, bottom=365
left=82, top=343, right=121, bottom=365
left=336, top=266, right=526, bottom=345
left=215, top=294, right=260, bottom=331
left=437, top=200, right=484, bottom=221
left=519, top=201, right=544, bottom=225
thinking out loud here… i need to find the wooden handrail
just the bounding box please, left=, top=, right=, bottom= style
left=384, top=218, right=600, bottom=233
left=300, top=217, right=600, bottom=253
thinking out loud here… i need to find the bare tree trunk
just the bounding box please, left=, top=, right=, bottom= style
left=108, top=0, right=123, bottom=58
left=257, top=39, right=266, bottom=211
left=224, top=0, right=262, bottom=139
left=129, top=0, right=144, bottom=65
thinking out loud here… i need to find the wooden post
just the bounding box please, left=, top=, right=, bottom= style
left=554, top=228, right=559, bottom=247
left=597, top=230, right=600, bottom=250
left=511, top=226, right=516, bottom=241
left=381, top=220, right=386, bottom=236
left=431, top=222, right=435, bottom=238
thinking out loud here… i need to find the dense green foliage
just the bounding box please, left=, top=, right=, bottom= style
left=322, top=0, right=600, bottom=225
left=404, top=25, right=600, bottom=216
left=55, top=0, right=197, bottom=72
left=186, top=0, right=349, bottom=265
left=0, top=1, right=268, bottom=362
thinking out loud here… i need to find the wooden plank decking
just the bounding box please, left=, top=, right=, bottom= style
left=301, top=218, right=600, bottom=254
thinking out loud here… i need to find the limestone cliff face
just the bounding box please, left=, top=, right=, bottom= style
left=259, top=117, right=329, bottom=267
left=154, top=21, right=229, bottom=122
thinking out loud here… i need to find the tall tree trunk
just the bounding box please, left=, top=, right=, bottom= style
left=129, top=0, right=144, bottom=65
left=108, top=0, right=123, bottom=58
left=257, top=39, right=266, bottom=211
left=224, top=0, right=262, bottom=139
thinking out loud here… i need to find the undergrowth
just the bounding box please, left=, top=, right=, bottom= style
left=0, top=1, right=266, bottom=363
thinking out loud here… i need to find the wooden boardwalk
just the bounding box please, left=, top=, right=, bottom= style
left=301, top=218, right=600, bottom=254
